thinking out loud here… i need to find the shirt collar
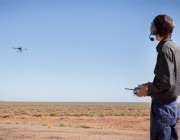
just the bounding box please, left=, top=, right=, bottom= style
left=156, top=37, right=172, bottom=53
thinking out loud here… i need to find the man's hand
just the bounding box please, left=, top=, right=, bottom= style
left=136, top=85, right=148, bottom=97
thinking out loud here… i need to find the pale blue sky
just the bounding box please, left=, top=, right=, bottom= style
left=0, top=0, right=180, bottom=102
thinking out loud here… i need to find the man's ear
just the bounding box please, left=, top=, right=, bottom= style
left=155, top=34, right=161, bottom=41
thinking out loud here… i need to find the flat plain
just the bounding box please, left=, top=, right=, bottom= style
left=0, top=102, right=179, bottom=140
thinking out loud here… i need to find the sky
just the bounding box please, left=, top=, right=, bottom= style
left=0, top=0, right=180, bottom=102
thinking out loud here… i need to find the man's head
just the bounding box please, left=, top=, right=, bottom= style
left=150, top=15, right=174, bottom=39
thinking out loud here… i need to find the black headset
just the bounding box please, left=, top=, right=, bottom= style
left=149, top=16, right=174, bottom=41
left=149, top=22, right=156, bottom=41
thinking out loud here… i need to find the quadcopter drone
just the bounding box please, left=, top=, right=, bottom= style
left=13, top=47, right=27, bottom=53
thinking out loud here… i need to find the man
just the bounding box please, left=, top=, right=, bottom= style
left=136, top=15, right=180, bottom=140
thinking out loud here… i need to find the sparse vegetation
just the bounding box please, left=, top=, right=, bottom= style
left=42, top=123, right=47, bottom=126
left=59, top=122, right=66, bottom=127
left=78, top=124, right=92, bottom=128
left=0, top=101, right=158, bottom=139
left=0, top=102, right=151, bottom=117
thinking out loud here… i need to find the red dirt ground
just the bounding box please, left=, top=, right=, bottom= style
left=0, top=116, right=150, bottom=140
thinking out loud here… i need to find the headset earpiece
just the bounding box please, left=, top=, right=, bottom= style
left=149, top=22, right=157, bottom=41
left=150, top=22, right=157, bottom=35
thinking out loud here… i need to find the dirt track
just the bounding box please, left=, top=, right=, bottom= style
left=0, top=123, right=149, bottom=140
left=0, top=115, right=151, bottom=140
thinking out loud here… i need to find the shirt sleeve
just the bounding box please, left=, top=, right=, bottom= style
left=148, top=49, right=174, bottom=97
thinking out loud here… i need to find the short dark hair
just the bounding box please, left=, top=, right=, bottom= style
left=153, top=15, right=174, bottom=38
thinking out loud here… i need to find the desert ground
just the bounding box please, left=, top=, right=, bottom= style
left=0, top=102, right=179, bottom=140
